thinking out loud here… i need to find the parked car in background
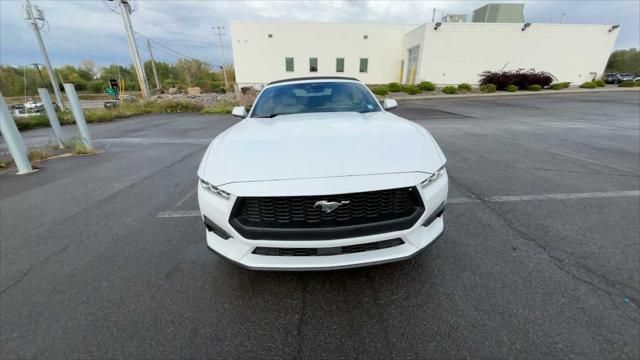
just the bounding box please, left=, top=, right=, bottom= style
left=9, top=104, right=25, bottom=116
left=617, top=73, right=635, bottom=82
left=104, top=94, right=137, bottom=109
left=602, top=73, right=619, bottom=84
left=197, top=77, right=448, bottom=270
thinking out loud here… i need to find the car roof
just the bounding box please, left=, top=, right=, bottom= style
left=267, top=76, right=360, bottom=86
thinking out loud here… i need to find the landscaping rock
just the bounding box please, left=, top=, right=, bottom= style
left=150, top=92, right=237, bottom=108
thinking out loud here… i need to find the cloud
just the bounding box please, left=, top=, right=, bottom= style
left=1, top=0, right=638, bottom=67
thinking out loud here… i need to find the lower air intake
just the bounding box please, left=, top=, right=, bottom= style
left=252, top=238, right=405, bottom=257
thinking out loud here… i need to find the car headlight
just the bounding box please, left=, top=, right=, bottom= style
left=421, top=166, right=445, bottom=186
left=200, top=178, right=231, bottom=199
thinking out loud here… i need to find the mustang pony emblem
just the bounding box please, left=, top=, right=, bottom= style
left=314, top=200, right=350, bottom=213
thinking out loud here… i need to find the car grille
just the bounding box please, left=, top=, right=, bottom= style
left=252, top=238, right=405, bottom=256
left=230, top=187, right=424, bottom=240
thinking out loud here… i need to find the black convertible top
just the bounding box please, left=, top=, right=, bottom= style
left=267, top=76, right=360, bottom=85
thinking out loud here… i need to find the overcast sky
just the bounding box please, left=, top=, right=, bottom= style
left=1, top=0, right=638, bottom=68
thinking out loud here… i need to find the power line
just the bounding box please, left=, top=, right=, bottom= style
left=134, top=31, right=197, bottom=60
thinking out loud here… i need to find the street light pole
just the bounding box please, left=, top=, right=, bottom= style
left=213, top=26, right=229, bottom=90
left=23, top=0, right=64, bottom=110
left=31, top=63, right=46, bottom=88
left=115, top=0, right=150, bottom=100
left=146, top=39, right=161, bottom=91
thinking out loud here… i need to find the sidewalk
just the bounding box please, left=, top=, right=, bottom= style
left=384, top=86, right=640, bottom=101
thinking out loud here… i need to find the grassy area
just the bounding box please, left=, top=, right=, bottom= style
left=13, top=100, right=204, bottom=131
left=201, top=99, right=240, bottom=114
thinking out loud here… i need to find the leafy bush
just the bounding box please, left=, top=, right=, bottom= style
left=550, top=83, right=564, bottom=90
left=480, top=84, right=497, bottom=93
left=14, top=101, right=203, bottom=131
left=402, top=85, right=421, bottom=95
left=441, top=86, right=457, bottom=94
left=505, top=84, right=518, bottom=92
left=618, top=81, right=635, bottom=87
left=148, top=100, right=203, bottom=113
left=88, top=80, right=105, bottom=94
left=593, top=79, right=606, bottom=87
left=387, top=82, right=403, bottom=92
left=558, top=82, right=571, bottom=88
left=201, top=100, right=240, bottom=114
left=527, top=84, right=542, bottom=91
left=417, top=81, right=436, bottom=91
left=635, top=80, right=640, bottom=87
left=457, top=83, right=472, bottom=91
left=371, top=86, right=389, bottom=96
left=479, top=69, right=556, bottom=90
left=580, top=82, right=597, bottom=89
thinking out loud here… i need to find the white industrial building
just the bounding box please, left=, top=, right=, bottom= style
left=230, top=20, right=620, bottom=88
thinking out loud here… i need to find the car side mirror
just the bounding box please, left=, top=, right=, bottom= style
left=382, top=99, right=398, bottom=110
left=232, top=106, right=247, bottom=118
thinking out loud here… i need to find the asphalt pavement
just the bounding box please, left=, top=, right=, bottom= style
left=1, top=91, right=639, bottom=359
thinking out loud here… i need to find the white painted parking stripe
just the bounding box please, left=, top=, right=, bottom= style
left=156, top=190, right=639, bottom=218
left=484, top=190, right=640, bottom=202
left=157, top=210, right=200, bottom=218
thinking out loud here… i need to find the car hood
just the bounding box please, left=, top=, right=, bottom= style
left=198, top=111, right=445, bottom=185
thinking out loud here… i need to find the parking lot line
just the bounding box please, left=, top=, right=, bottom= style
left=156, top=190, right=639, bottom=218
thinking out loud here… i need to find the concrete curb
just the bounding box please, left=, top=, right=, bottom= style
left=382, top=87, right=640, bottom=101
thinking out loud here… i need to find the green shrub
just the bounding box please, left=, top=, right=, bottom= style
left=635, top=80, right=640, bottom=87
left=580, top=82, right=597, bottom=89
left=550, top=83, right=564, bottom=90
left=88, top=80, right=105, bottom=94
left=148, top=100, right=203, bottom=113
left=618, top=81, right=635, bottom=87
left=387, top=82, right=403, bottom=92
left=402, top=85, right=421, bottom=95
left=457, top=83, right=472, bottom=91
left=527, top=84, right=542, bottom=91
left=201, top=100, right=240, bottom=114
left=441, top=86, right=457, bottom=94
left=14, top=100, right=203, bottom=131
left=480, top=84, right=497, bottom=93
left=417, top=81, right=436, bottom=91
left=558, top=82, right=571, bottom=88
left=505, top=84, right=518, bottom=92
left=593, top=79, right=606, bottom=87
left=371, top=86, right=389, bottom=96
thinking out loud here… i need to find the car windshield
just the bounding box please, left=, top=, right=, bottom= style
left=250, top=81, right=381, bottom=118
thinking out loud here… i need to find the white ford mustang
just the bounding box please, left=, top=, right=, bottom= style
left=197, top=77, right=448, bottom=270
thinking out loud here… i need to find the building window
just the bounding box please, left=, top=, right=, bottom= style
left=285, top=57, right=294, bottom=72
left=363, top=35, right=368, bottom=39
left=309, top=58, right=318, bottom=72
left=336, top=58, right=344, bottom=73
left=268, top=34, right=273, bottom=38
left=359, top=58, right=368, bottom=73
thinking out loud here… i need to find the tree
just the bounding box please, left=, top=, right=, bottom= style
left=80, top=60, right=99, bottom=79
left=605, top=48, right=640, bottom=73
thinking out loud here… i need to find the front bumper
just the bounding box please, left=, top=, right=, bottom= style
left=198, top=172, right=448, bottom=271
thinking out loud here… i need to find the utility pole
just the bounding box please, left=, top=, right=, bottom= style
left=23, top=0, right=64, bottom=110
left=146, top=39, right=161, bottom=91
left=431, top=8, right=436, bottom=23
left=31, top=63, right=45, bottom=88
left=114, top=0, right=150, bottom=100
left=212, top=26, right=229, bottom=90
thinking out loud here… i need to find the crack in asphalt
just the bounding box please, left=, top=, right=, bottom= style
left=294, top=276, right=308, bottom=360
left=448, top=176, right=639, bottom=309
left=0, top=148, right=204, bottom=295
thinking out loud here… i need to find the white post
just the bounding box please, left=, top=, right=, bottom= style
left=37, top=88, right=64, bottom=148
left=0, top=92, right=35, bottom=175
left=62, top=83, right=93, bottom=149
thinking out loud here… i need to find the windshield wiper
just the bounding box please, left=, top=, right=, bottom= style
left=255, top=113, right=281, bottom=118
